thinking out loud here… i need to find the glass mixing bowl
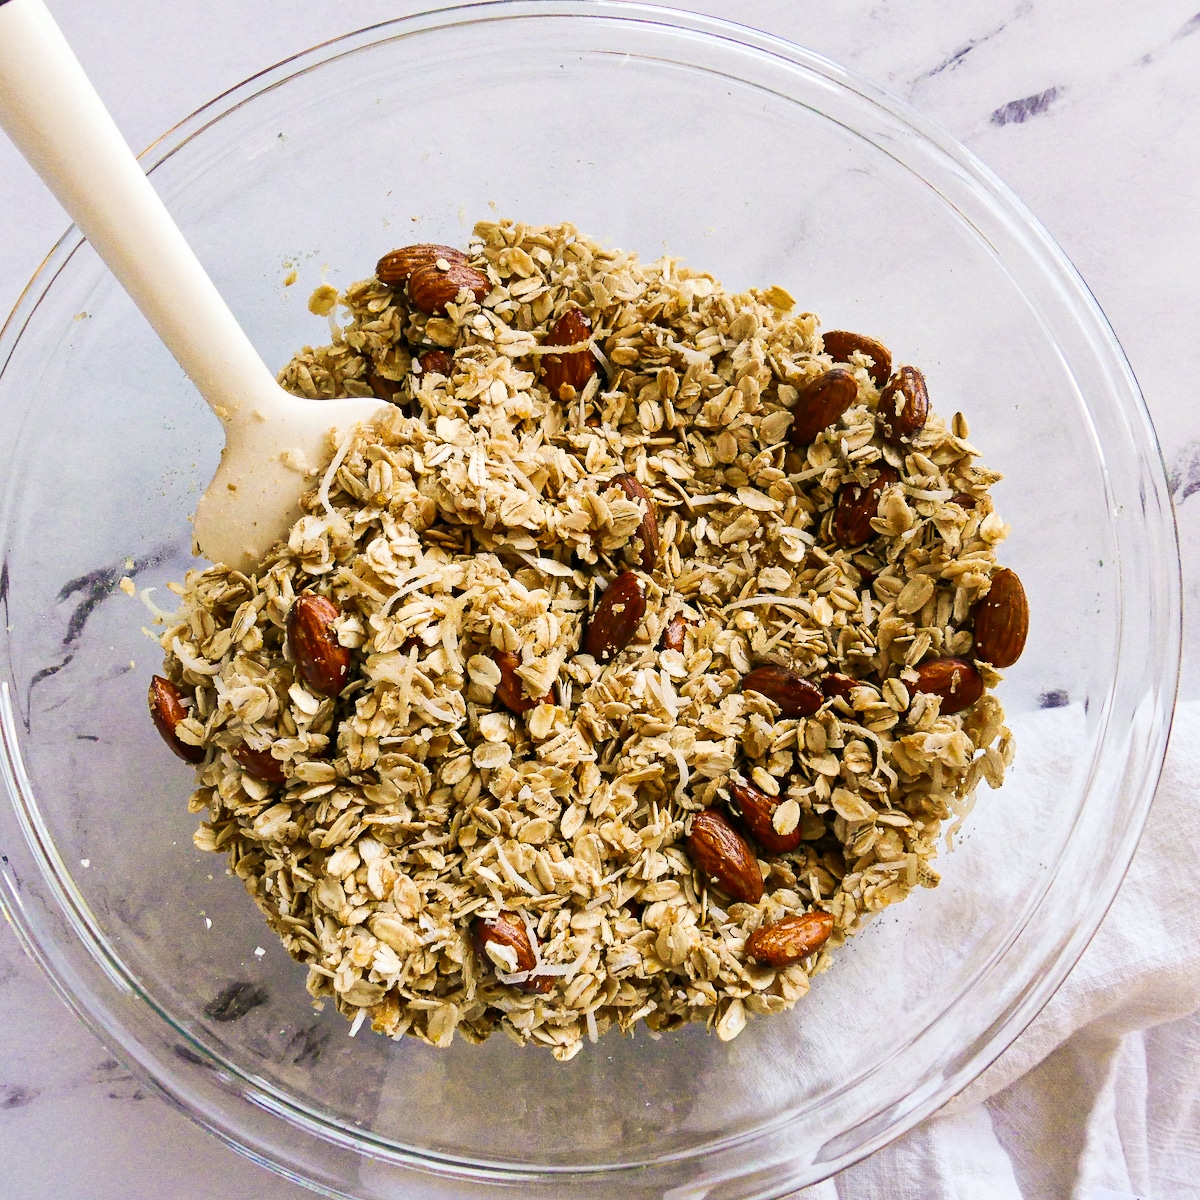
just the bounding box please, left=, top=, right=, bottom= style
left=0, top=3, right=1180, bottom=1197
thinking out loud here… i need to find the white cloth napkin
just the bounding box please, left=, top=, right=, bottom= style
left=797, top=700, right=1200, bottom=1200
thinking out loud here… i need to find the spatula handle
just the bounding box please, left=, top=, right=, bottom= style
left=0, top=0, right=276, bottom=417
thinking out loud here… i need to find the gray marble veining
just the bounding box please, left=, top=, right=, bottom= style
left=2, top=1, right=1198, bottom=1196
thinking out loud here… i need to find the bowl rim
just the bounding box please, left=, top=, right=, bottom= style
left=0, top=2, right=1182, bottom=1196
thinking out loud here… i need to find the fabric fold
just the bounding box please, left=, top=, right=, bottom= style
left=806, top=701, right=1200, bottom=1198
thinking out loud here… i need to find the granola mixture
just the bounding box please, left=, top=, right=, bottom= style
left=152, top=220, right=1019, bottom=1061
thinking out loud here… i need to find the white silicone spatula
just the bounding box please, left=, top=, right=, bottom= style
left=0, top=0, right=388, bottom=571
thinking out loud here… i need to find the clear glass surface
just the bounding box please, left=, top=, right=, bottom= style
left=0, top=4, right=1180, bottom=1197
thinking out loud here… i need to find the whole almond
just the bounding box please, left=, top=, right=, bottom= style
left=472, top=912, right=553, bottom=993
left=971, top=567, right=1029, bottom=668
left=287, top=594, right=351, bottom=698
left=950, top=492, right=977, bottom=509
left=727, top=777, right=802, bottom=853
left=233, top=744, right=286, bottom=783
left=742, top=664, right=824, bottom=719
left=365, top=369, right=401, bottom=403
left=610, top=472, right=659, bottom=571
left=376, top=243, right=467, bottom=287
left=148, top=675, right=203, bottom=763
left=913, top=656, right=984, bottom=715
left=417, top=349, right=453, bottom=377
left=878, top=365, right=929, bottom=445
left=407, top=261, right=490, bottom=315
left=660, top=613, right=689, bottom=653
left=790, top=367, right=859, bottom=446
left=541, top=308, right=596, bottom=399
left=491, top=649, right=551, bottom=714
left=745, top=912, right=834, bottom=966
left=686, top=810, right=764, bottom=904
left=821, top=331, right=892, bottom=389
left=584, top=571, right=647, bottom=661
left=821, top=672, right=859, bottom=701
left=833, top=464, right=900, bottom=548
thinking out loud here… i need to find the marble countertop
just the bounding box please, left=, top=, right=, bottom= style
left=2, top=1, right=1198, bottom=1196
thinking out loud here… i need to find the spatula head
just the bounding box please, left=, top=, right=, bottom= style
left=192, top=387, right=389, bottom=572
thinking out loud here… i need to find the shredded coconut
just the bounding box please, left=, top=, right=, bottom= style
left=157, top=219, right=1017, bottom=1062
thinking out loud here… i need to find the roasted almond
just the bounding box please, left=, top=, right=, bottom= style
left=583, top=571, right=647, bottom=661
left=491, top=649, right=551, bottom=714
left=971, top=567, right=1029, bottom=668
left=950, top=492, right=977, bottom=509
left=878, top=365, right=929, bottom=445
left=233, top=743, right=286, bottom=784
left=727, top=777, right=802, bottom=853
left=365, top=369, right=401, bottom=403
left=745, top=912, right=834, bottom=966
left=541, top=308, right=596, bottom=399
left=821, top=672, right=859, bottom=701
left=789, top=367, right=859, bottom=446
left=287, top=594, right=351, bottom=698
left=686, top=810, right=764, bottom=904
left=821, top=330, right=892, bottom=389
left=375, top=243, right=467, bottom=287
left=148, top=675, right=203, bottom=763
left=472, top=912, right=553, bottom=993
left=660, top=613, right=689, bottom=653
left=741, top=664, right=824, bottom=719
left=833, top=464, right=900, bottom=548
left=610, top=472, right=659, bottom=571
left=407, top=261, right=490, bottom=315
left=913, top=656, right=984, bottom=715
left=417, top=349, right=453, bottom=377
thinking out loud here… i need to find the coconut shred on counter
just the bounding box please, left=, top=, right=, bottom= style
left=146, top=219, right=1027, bottom=1060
